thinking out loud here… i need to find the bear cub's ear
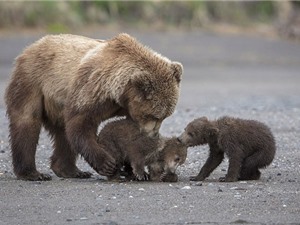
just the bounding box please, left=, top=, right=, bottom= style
left=208, top=127, right=219, bottom=137
left=199, top=116, right=208, bottom=122
left=172, top=62, right=183, bottom=83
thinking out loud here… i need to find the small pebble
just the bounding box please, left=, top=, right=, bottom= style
left=80, top=217, right=88, bottom=220
left=194, top=182, right=202, bottom=186
left=181, top=186, right=191, bottom=190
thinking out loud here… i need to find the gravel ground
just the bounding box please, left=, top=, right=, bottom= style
left=0, top=30, right=300, bottom=225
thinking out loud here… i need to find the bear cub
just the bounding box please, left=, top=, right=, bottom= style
left=97, top=118, right=187, bottom=182
left=178, top=116, right=276, bottom=182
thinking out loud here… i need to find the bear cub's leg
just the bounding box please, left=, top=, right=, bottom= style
left=240, top=167, right=261, bottom=180
left=219, top=154, right=243, bottom=182
left=190, top=151, right=224, bottom=181
left=239, top=153, right=263, bottom=180
left=131, top=161, right=149, bottom=181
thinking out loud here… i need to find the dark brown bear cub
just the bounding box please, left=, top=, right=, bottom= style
left=178, top=116, right=276, bottom=182
left=97, top=119, right=187, bottom=182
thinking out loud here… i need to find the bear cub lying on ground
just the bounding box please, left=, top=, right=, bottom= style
left=178, top=116, right=276, bottom=182
left=97, top=118, right=187, bottom=182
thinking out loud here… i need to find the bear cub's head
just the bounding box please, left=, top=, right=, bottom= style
left=178, top=117, right=219, bottom=147
left=149, top=137, right=187, bottom=182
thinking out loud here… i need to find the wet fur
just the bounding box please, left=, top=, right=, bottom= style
left=179, top=116, right=276, bottom=182
left=5, top=33, right=183, bottom=180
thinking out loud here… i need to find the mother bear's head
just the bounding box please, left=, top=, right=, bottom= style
left=77, top=33, right=183, bottom=137
left=114, top=34, right=183, bottom=137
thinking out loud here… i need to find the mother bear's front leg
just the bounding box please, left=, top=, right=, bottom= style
left=65, top=106, right=118, bottom=176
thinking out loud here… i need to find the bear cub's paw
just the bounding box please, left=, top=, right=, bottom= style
left=219, top=176, right=238, bottom=182
left=190, top=175, right=205, bottom=181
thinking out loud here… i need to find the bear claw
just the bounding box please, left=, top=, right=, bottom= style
left=21, top=172, right=52, bottom=181
left=190, top=176, right=204, bottom=181
left=76, top=171, right=93, bottom=179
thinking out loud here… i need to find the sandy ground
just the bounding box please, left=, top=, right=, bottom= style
left=0, top=30, right=300, bottom=225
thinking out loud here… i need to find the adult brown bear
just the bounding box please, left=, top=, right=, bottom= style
left=5, top=33, right=183, bottom=181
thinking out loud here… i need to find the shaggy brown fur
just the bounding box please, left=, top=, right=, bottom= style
left=97, top=118, right=187, bottom=182
left=178, top=116, right=276, bottom=182
left=5, top=33, right=183, bottom=181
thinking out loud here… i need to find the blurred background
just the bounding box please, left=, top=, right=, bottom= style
left=0, top=1, right=299, bottom=40
left=0, top=1, right=299, bottom=109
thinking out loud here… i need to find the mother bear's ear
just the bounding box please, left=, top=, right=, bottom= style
left=172, top=62, right=183, bottom=83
